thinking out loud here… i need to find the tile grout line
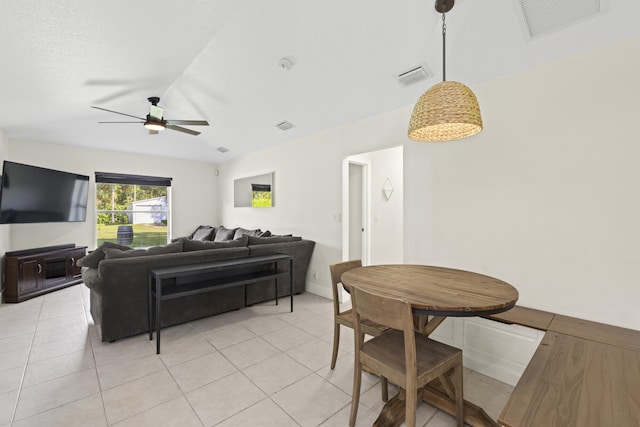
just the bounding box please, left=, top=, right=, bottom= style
left=80, top=284, right=111, bottom=426
left=12, top=289, right=105, bottom=424
left=9, top=296, right=44, bottom=425
left=158, top=323, right=207, bottom=427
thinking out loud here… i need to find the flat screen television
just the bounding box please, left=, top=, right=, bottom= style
left=0, top=161, right=89, bottom=224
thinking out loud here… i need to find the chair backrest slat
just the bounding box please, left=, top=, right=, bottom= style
left=352, top=286, right=411, bottom=334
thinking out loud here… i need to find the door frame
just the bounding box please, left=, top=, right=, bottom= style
left=342, top=155, right=371, bottom=265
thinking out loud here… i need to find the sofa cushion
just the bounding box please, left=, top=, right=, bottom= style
left=213, top=225, right=237, bottom=242
left=192, top=227, right=215, bottom=241
left=233, top=227, right=264, bottom=239
left=247, top=235, right=302, bottom=245
left=77, top=241, right=133, bottom=268
left=182, top=236, right=248, bottom=251
left=189, top=225, right=216, bottom=240
left=103, top=241, right=183, bottom=259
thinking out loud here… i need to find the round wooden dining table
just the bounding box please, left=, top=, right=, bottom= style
left=341, top=264, right=518, bottom=317
left=341, top=264, right=519, bottom=427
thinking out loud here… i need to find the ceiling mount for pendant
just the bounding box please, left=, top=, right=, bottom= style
left=434, top=0, right=454, bottom=14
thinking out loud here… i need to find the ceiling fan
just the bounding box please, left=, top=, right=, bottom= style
left=91, top=97, right=209, bottom=136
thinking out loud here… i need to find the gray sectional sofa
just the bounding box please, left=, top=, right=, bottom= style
left=79, top=225, right=315, bottom=342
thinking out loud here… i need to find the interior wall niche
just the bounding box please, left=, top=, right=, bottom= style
left=233, top=172, right=274, bottom=207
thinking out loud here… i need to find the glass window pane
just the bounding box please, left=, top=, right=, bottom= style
left=96, top=183, right=169, bottom=248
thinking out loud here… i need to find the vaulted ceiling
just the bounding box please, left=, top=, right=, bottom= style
left=1, top=0, right=638, bottom=163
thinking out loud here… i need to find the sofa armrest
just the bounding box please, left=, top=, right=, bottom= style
left=81, top=267, right=102, bottom=292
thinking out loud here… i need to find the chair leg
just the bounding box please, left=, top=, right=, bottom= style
left=349, top=363, right=363, bottom=427
left=453, top=363, right=464, bottom=427
left=330, top=323, right=340, bottom=369
left=381, top=376, right=388, bottom=402
left=405, top=388, right=417, bottom=427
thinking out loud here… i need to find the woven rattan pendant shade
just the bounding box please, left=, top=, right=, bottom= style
left=408, top=81, right=482, bottom=142
left=408, top=0, right=482, bottom=142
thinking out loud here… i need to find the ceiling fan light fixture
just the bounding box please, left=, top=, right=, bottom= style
left=144, top=121, right=166, bottom=132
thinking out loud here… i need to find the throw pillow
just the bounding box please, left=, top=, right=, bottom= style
left=76, top=241, right=133, bottom=268
left=103, top=241, right=183, bottom=259
left=182, top=236, right=247, bottom=251
left=247, top=235, right=302, bottom=245
left=233, top=227, right=263, bottom=239
left=189, top=225, right=215, bottom=240
left=192, top=227, right=215, bottom=241
left=213, top=225, right=237, bottom=242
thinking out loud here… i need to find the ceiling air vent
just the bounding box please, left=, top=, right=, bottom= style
left=398, top=66, right=431, bottom=86
left=217, top=146, right=229, bottom=153
left=514, top=0, right=603, bottom=39
left=276, top=121, right=295, bottom=131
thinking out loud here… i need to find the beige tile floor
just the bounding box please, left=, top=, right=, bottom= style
left=0, top=285, right=513, bottom=427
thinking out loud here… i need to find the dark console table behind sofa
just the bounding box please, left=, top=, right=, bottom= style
left=148, top=253, right=293, bottom=354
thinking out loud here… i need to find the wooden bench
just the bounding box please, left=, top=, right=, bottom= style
left=483, top=306, right=640, bottom=427
left=483, top=305, right=554, bottom=331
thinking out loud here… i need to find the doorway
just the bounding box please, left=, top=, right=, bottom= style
left=348, top=161, right=368, bottom=264
left=343, top=146, right=403, bottom=265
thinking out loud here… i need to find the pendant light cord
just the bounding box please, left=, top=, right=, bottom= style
left=442, top=13, right=447, bottom=82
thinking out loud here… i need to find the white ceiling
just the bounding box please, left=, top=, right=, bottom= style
left=1, top=0, right=639, bottom=164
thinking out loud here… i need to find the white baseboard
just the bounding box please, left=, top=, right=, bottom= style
left=305, top=280, right=333, bottom=300
left=429, top=317, right=544, bottom=387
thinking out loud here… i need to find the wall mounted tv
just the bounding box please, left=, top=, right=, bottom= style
left=0, top=161, right=89, bottom=224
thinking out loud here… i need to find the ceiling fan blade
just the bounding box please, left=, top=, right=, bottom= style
left=166, top=125, right=201, bottom=136
left=166, top=120, right=209, bottom=126
left=92, top=88, right=138, bottom=105
left=98, top=121, right=144, bottom=124
left=91, top=106, right=145, bottom=121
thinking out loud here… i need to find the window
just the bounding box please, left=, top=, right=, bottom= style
left=95, top=172, right=171, bottom=248
left=251, top=183, right=272, bottom=207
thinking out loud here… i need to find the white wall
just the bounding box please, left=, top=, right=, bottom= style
left=4, top=141, right=219, bottom=251
left=220, top=35, right=640, bottom=330
left=370, top=146, right=403, bottom=265
left=218, top=118, right=405, bottom=298
left=405, top=35, right=640, bottom=330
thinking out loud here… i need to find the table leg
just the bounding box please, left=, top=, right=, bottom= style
left=155, top=276, right=161, bottom=355
left=370, top=315, right=498, bottom=427
left=371, top=385, right=499, bottom=427
left=274, top=261, right=279, bottom=306
left=290, top=258, right=294, bottom=312
left=148, top=274, right=153, bottom=341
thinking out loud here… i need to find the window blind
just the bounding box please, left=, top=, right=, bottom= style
left=95, top=172, right=172, bottom=187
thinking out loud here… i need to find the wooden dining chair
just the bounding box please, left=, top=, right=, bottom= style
left=329, top=260, right=389, bottom=401
left=349, top=286, right=464, bottom=427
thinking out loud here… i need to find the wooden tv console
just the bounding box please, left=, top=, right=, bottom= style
left=3, top=244, right=87, bottom=302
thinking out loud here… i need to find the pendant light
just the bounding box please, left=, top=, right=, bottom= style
left=408, top=0, right=482, bottom=142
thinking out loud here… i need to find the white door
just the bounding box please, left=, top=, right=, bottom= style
left=349, top=163, right=365, bottom=262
